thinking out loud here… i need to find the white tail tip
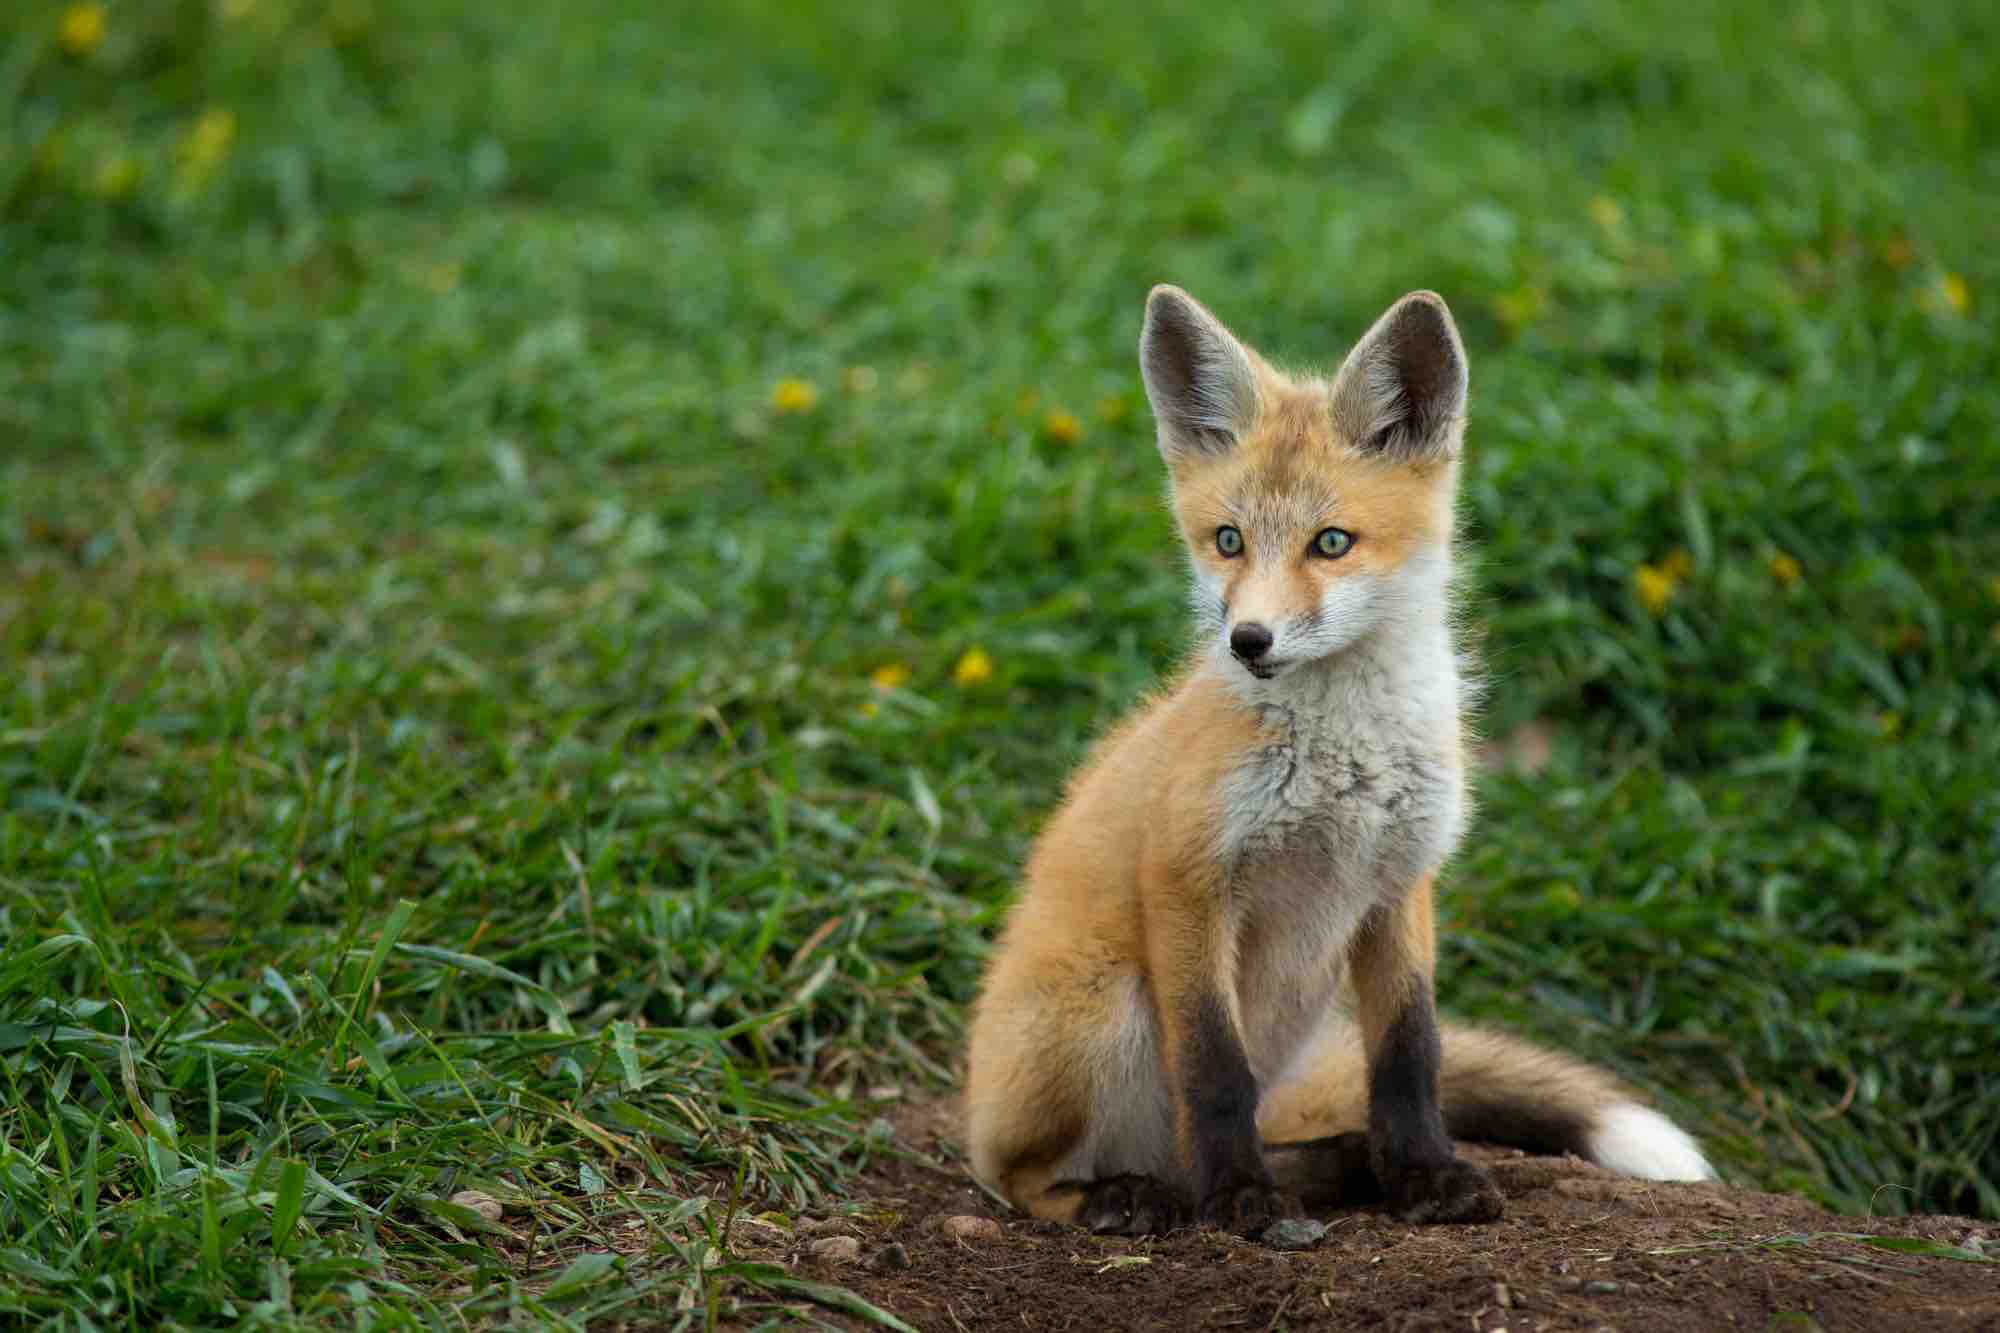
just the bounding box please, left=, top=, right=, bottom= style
left=1588, top=1104, right=1716, bottom=1181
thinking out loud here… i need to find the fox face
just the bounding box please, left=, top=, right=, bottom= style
left=1139, top=287, right=1467, bottom=681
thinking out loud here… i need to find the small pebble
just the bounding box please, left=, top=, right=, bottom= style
left=940, top=1215, right=1002, bottom=1242
left=1261, top=1217, right=1328, bottom=1251
left=1583, top=1279, right=1621, bottom=1295
left=870, top=1242, right=912, bottom=1272
left=809, top=1235, right=862, bottom=1265
left=449, top=1190, right=503, bottom=1224
left=798, top=1217, right=857, bottom=1237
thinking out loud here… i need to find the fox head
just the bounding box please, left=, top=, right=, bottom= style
left=1138, top=286, right=1466, bottom=682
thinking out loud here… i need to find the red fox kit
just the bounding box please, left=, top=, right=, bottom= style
left=964, top=287, right=1713, bottom=1235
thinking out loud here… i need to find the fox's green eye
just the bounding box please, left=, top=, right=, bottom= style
left=1311, top=527, right=1354, bottom=559
left=1216, top=526, right=1243, bottom=557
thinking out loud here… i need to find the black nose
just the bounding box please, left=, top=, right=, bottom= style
left=1230, top=622, right=1274, bottom=661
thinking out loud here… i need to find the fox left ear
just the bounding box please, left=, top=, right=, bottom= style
left=1329, top=291, right=1468, bottom=462
left=1139, top=285, right=1260, bottom=464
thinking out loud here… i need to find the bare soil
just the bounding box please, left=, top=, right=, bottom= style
left=757, top=1097, right=1997, bottom=1332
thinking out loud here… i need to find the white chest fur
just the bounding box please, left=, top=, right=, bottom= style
left=1215, top=626, right=1466, bottom=1082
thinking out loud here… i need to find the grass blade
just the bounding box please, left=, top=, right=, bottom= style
left=271, top=1160, right=307, bottom=1260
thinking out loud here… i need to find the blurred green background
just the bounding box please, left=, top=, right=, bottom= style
left=3, top=0, right=1997, bottom=1324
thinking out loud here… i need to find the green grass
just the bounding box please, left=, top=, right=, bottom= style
left=3, top=0, right=1997, bottom=1324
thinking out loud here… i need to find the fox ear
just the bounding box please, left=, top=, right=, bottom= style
left=1329, top=291, right=1467, bottom=462
left=1140, top=285, right=1259, bottom=463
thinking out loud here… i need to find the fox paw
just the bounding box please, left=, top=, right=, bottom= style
left=1197, top=1175, right=1294, bottom=1238
left=1079, top=1174, right=1186, bottom=1236
left=1382, top=1157, right=1504, bottom=1225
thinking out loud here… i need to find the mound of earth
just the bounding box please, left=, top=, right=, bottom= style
left=758, top=1098, right=1995, bottom=1332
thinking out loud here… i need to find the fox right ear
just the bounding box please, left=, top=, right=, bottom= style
left=1139, top=285, right=1259, bottom=463
left=1329, top=291, right=1468, bottom=463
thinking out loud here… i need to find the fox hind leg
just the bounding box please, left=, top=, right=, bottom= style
left=965, top=960, right=1183, bottom=1229
left=1262, top=1132, right=1380, bottom=1207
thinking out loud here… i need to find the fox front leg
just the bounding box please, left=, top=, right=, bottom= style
left=1349, top=878, right=1504, bottom=1223
left=1075, top=983, right=1287, bottom=1236
left=1181, top=988, right=1290, bottom=1233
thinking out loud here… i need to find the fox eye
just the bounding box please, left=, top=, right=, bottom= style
left=1311, top=527, right=1354, bottom=559
left=1215, top=526, right=1243, bottom=557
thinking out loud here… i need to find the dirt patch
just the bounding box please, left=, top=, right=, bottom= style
left=764, top=1098, right=1996, bottom=1332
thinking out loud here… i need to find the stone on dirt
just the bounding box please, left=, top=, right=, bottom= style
left=939, top=1215, right=1002, bottom=1242
left=1261, top=1217, right=1328, bottom=1250
left=870, top=1241, right=912, bottom=1272
left=809, top=1235, right=863, bottom=1265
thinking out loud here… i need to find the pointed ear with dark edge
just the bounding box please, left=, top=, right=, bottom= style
left=1329, top=291, right=1468, bottom=462
left=1139, top=285, right=1259, bottom=463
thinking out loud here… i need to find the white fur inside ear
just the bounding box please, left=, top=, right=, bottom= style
left=1588, top=1104, right=1716, bottom=1181
left=1328, top=292, right=1467, bottom=460
left=1140, top=288, right=1258, bottom=455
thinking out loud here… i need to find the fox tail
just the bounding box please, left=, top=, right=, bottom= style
left=1260, top=1022, right=1714, bottom=1200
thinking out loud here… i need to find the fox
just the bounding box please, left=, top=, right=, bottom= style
left=963, top=286, right=1715, bottom=1236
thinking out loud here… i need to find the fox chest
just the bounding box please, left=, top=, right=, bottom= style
left=1216, top=711, right=1461, bottom=888
left=1217, top=715, right=1463, bottom=1082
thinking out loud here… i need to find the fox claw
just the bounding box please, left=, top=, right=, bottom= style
left=1198, top=1178, right=1293, bottom=1237
left=1080, top=1174, right=1186, bottom=1236
left=1382, top=1158, right=1503, bottom=1224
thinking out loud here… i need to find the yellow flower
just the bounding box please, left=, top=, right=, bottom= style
left=59, top=4, right=105, bottom=57
left=1491, top=283, right=1545, bottom=333
left=843, top=365, right=877, bottom=395
left=869, top=663, right=911, bottom=691
left=1588, top=195, right=1624, bottom=231
left=1769, top=552, right=1802, bottom=588
left=1660, top=547, right=1694, bottom=580
left=91, top=151, right=139, bottom=200
left=953, top=648, right=994, bottom=687
left=1876, top=711, right=1902, bottom=739
left=1633, top=563, right=1675, bottom=616
left=1041, top=410, right=1081, bottom=445
left=858, top=699, right=880, bottom=718
left=1939, top=272, right=1970, bottom=315
left=770, top=378, right=819, bottom=414
left=1543, top=882, right=1583, bottom=914
left=179, top=108, right=237, bottom=174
